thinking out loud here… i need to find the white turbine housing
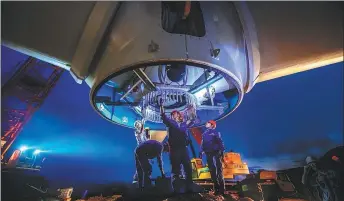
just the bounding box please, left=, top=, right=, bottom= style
left=84, top=2, right=250, bottom=129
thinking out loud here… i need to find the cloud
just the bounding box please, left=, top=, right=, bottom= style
left=274, top=137, right=339, bottom=156
left=245, top=135, right=341, bottom=159
left=242, top=135, right=343, bottom=170
left=246, top=155, right=305, bottom=171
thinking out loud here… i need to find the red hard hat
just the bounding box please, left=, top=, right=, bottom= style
left=171, top=110, right=181, bottom=116
left=207, top=120, right=216, bottom=128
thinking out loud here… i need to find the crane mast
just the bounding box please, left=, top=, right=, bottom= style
left=1, top=57, right=64, bottom=160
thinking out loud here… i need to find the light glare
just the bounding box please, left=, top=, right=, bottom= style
left=19, top=146, right=28, bottom=152
left=33, top=149, right=42, bottom=155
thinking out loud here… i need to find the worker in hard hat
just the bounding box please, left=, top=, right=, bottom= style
left=133, top=120, right=148, bottom=183
left=134, top=120, right=147, bottom=145
left=301, top=156, right=333, bottom=199
left=199, top=120, right=226, bottom=196
left=303, top=154, right=344, bottom=200
left=158, top=98, right=195, bottom=193
left=301, top=156, right=317, bottom=186
left=135, top=129, right=165, bottom=191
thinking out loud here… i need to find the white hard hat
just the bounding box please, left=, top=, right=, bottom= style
left=305, top=156, right=316, bottom=164
left=134, top=120, right=143, bottom=128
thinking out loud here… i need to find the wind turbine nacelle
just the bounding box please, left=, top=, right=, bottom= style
left=85, top=2, right=249, bottom=130
left=2, top=2, right=342, bottom=129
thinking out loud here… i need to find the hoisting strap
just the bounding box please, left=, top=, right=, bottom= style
left=183, top=1, right=191, bottom=19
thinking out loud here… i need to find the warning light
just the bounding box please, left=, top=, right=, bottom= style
left=332, top=155, right=339, bottom=162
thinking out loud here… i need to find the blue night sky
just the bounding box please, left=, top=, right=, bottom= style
left=1, top=46, right=343, bottom=190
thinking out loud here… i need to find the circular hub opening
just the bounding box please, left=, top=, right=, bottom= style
left=91, top=61, right=242, bottom=130
left=139, top=88, right=197, bottom=123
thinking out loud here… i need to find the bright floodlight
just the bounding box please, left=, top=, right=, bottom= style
left=33, top=149, right=41, bottom=155
left=20, top=146, right=28, bottom=152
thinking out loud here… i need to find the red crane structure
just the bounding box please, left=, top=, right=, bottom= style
left=1, top=57, right=64, bottom=160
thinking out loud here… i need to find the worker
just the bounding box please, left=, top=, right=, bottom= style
left=133, top=120, right=148, bottom=183
left=134, top=120, right=147, bottom=146
left=301, top=156, right=317, bottom=186
left=135, top=131, right=165, bottom=191
left=199, top=120, right=226, bottom=196
left=158, top=98, right=195, bottom=193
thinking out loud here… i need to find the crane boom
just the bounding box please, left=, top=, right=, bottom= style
left=1, top=57, right=64, bottom=160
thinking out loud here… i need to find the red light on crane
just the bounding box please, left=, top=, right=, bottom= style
left=332, top=155, right=339, bottom=162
